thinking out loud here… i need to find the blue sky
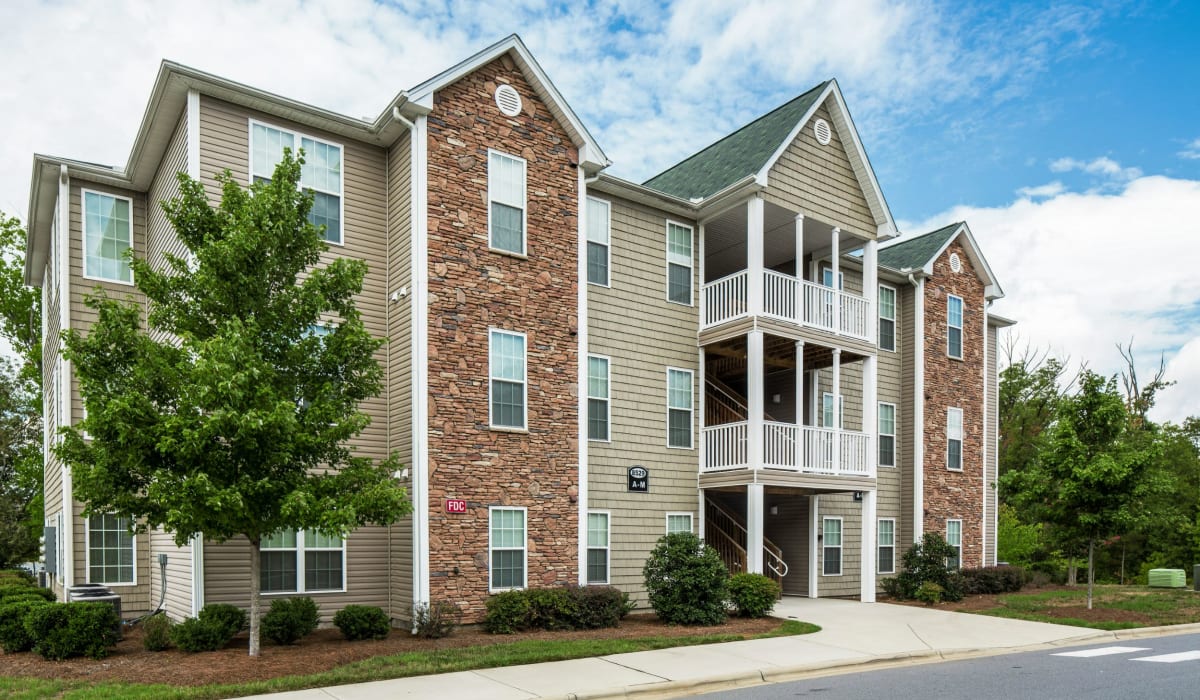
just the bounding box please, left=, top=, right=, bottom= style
left=2, top=0, right=1198, bottom=420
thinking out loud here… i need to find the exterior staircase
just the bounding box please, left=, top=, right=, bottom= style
left=704, top=498, right=788, bottom=590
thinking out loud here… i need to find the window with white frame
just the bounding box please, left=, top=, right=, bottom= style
left=667, top=368, right=694, bottom=448
left=879, top=402, right=896, bottom=467
left=488, top=150, right=526, bottom=254
left=821, top=267, right=845, bottom=290
left=250, top=122, right=343, bottom=244
left=88, top=514, right=134, bottom=584
left=489, top=329, right=526, bottom=429
left=822, top=392, right=844, bottom=429
left=822, top=517, right=842, bottom=575
left=260, top=529, right=345, bottom=593
left=947, top=294, right=963, bottom=359
left=878, top=518, right=896, bottom=574
left=490, top=507, right=526, bottom=590
left=879, top=284, right=897, bottom=351
left=586, top=511, right=609, bottom=584
left=946, top=519, right=962, bottom=569
left=666, top=512, right=693, bottom=534
left=82, top=190, right=133, bottom=283
left=666, top=222, right=693, bottom=304
left=946, top=407, right=963, bottom=471
left=586, top=197, right=610, bottom=286
left=587, top=355, right=610, bottom=441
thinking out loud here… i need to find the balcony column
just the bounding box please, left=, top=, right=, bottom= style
left=832, top=348, right=841, bottom=474
left=860, top=489, right=877, bottom=602
left=698, top=347, right=707, bottom=470
left=808, top=494, right=820, bottom=598
left=863, top=354, right=877, bottom=477
left=747, top=197, right=765, bottom=316
left=863, top=238, right=878, bottom=345
left=831, top=227, right=841, bottom=334
left=747, top=484, right=764, bottom=574
left=795, top=341, right=805, bottom=467
left=794, top=213, right=805, bottom=322
left=747, top=330, right=765, bottom=470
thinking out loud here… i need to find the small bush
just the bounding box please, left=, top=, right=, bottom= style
left=915, top=582, right=944, bottom=605
left=24, top=602, right=120, bottom=660
left=0, top=569, right=36, bottom=586
left=334, top=605, right=391, bottom=641
left=960, top=565, right=1026, bottom=595
left=525, top=587, right=580, bottom=631
left=170, top=616, right=228, bottom=652
left=261, top=597, right=320, bottom=645
left=643, top=532, right=729, bottom=625
left=882, top=534, right=964, bottom=603
left=198, top=603, right=246, bottom=641
left=412, top=601, right=460, bottom=639
left=0, top=600, right=51, bottom=653
left=728, top=573, right=780, bottom=618
left=567, top=585, right=628, bottom=629
left=0, top=584, right=53, bottom=604
left=141, top=613, right=173, bottom=651
left=484, top=590, right=532, bottom=634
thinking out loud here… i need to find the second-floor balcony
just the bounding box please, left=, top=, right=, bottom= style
left=702, top=421, right=872, bottom=477
left=702, top=269, right=870, bottom=339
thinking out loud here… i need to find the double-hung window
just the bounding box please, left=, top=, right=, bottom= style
left=946, top=407, right=963, bottom=471
left=88, top=514, right=134, bottom=585
left=586, top=197, right=610, bottom=286
left=250, top=122, right=343, bottom=244
left=946, top=520, right=962, bottom=569
left=822, top=517, right=842, bottom=576
left=490, top=507, right=526, bottom=591
left=666, top=512, right=693, bottom=534
left=587, top=355, right=610, bottom=441
left=822, top=392, right=844, bottom=429
left=82, top=190, right=133, bottom=283
left=489, top=329, right=527, bottom=429
left=879, top=403, right=896, bottom=467
left=586, top=511, right=610, bottom=585
left=878, top=518, right=896, bottom=574
left=488, top=150, right=526, bottom=254
left=947, top=294, right=963, bottom=358
left=666, top=222, right=693, bottom=304
left=260, top=530, right=346, bottom=593
left=666, top=368, right=694, bottom=448
left=879, top=284, right=896, bottom=351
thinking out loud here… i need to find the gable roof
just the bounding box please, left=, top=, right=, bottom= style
left=878, top=221, right=1004, bottom=300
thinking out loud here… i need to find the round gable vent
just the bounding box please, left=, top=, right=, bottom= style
left=813, top=118, right=832, bottom=145
left=949, top=252, right=963, bottom=273
left=495, top=84, right=522, bottom=117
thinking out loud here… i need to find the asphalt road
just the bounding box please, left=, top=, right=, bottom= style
left=697, top=631, right=1200, bottom=700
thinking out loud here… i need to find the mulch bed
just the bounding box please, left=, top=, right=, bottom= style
left=0, top=613, right=780, bottom=686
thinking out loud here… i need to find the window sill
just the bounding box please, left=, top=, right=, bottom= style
left=82, top=274, right=135, bottom=287
left=89, top=581, right=137, bottom=588
left=491, top=425, right=529, bottom=434
left=262, top=588, right=347, bottom=596
left=489, top=247, right=529, bottom=260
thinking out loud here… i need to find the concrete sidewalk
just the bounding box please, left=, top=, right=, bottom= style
left=238, top=598, right=1194, bottom=700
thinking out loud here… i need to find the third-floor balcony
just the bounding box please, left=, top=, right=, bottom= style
left=702, top=269, right=870, bottom=339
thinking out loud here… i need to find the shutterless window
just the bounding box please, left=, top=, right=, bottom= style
left=250, top=122, right=343, bottom=244
left=586, top=197, right=610, bottom=286
left=488, top=151, right=526, bottom=254
left=879, top=285, right=896, bottom=351
left=822, top=392, right=844, bottom=429
left=667, top=368, right=694, bottom=448
left=666, top=513, right=693, bottom=534
left=490, top=330, right=526, bottom=429
left=879, top=403, right=896, bottom=467
left=666, top=222, right=693, bottom=304
left=490, top=507, right=526, bottom=590
left=946, top=520, right=962, bottom=569
left=586, top=512, right=610, bottom=584
left=88, top=514, right=134, bottom=584
left=947, top=407, right=963, bottom=471
left=587, top=355, right=610, bottom=441
left=878, top=518, right=896, bottom=574
left=822, top=518, right=842, bottom=575
left=82, top=190, right=133, bottom=283
left=947, top=294, right=963, bottom=358
left=260, top=529, right=344, bottom=593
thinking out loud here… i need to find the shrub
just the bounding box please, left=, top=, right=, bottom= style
left=0, top=569, right=36, bottom=586
left=525, top=587, right=580, bottom=631
left=261, top=597, right=319, bottom=645
left=141, top=612, right=173, bottom=651
left=24, top=602, right=120, bottom=660
left=198, top=603, right=246, bottom=641
left=0, top=600, right=50, bottom=653
left=960, top=565, right=1026, bottom=595
left=0, top=584, right=54, bottom=604
left=334, top=605, right=391, bottom=641
left=567, top=585, right=628, bottom=629
left=483, top=590, right=532, bottom=634
left=643, top=532, right=729, bottom=625
left=915, top=581, right=944, bottom=605
left=881, top=533, right=964, bottom=603
left=170, top=616, right=228, bottom=652
left=727, top=573, right=780, bottom=618
left=412, top=601, right=460, bottom=639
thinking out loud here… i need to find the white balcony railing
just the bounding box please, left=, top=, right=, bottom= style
left=701, top=421, right=872, bottom=477
left=761, top=270, right=797, bottom=322
left=703, top=271, right=748, bottom=327
left=702, top=271, right=870, bottom=341
left=704, top=421, right=748, bottom=470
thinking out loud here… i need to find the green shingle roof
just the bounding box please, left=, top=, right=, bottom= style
left=877, top=222, right=962, bottom=271
left=642, top=81, right=830, bottom=200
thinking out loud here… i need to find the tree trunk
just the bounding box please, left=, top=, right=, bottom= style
left=1087, top=539, right=1095, bottom=611
left=249, top=538, right=261, bottom=657
left=1067, top=557, right=1078, bottom=586
left=1120, top=543, right=1125, bottom=586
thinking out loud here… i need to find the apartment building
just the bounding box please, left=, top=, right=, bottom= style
left=24, top=35, right=1009, bottom=624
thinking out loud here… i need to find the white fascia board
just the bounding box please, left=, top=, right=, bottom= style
left=590, top=174, right=697, bottom=218
left=923, top=223, right=1005, bottom=299
left=755, top=81, right=831, bottom=186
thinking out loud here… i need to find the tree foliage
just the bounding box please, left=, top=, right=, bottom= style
left=56, top=152, right=411, bottom=655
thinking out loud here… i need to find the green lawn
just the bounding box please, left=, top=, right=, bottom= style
left=972, top=585, right=1200, bottom=630
left=0, top=619, right=819, bottom=700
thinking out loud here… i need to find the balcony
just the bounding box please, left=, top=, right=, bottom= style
left=702, top=421, right=873, bottom=477
left=702, top=270, right=870, bottom=340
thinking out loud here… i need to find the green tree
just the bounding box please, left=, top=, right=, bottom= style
left=998, top=343, right=1069, bottom=481
left=56, top=153, right=411, bottom=656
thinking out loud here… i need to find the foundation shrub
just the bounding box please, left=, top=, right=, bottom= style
left=881, top=533, right=965, bottom=603
left=0, top=584, right=53, bottom=604
left=643, top=532, right=729, bottom=626
left=960, top=565, right=1026, bottom=595
left=261, top=597, right=320, bottom=645
left=141, top=612, right=173, bottom=651
left=0, top=599, right=50, bottom=653
left=170, top=617, right=229, bottom=652
left=484, top=590, right=531, bottom=634
left=915, top=581, right=945, bottom=605
left=568, top=585, right=630, bottom=629
left=412, top=601, right=461, bottom=639
left=198, top=603, right=246, bottom=641
left=23, top=602, right=120, bottom=660
left=334, top=605, right=391, bottom=641
left=727, top=573, right=780, bottom=618
left=526, top=587, right=580, bottom=631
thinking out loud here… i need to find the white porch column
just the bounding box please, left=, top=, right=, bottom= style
left=832, top=348, right=842, bottom=474
left=698, top=347, right=707, bottom=471
left=698, top=489, right=706, bottom=540
left=831, top=227, right=841, bottom=334
left=808, top=370, right=819, bottom=428
left=795, top=341, right=805, bottom=467
left=808, top=494, right=820, bottom=598
left=747, top=484, right=764, bottom=574
left=863, top=354, right=877, bottom=478
left=794, top=213, right=805, bottom=321
left=860, top=489, right=877, bottom=603
left=747, top=197, right=765, bottom=316
left=863, top=238, right=878, bottom=345
left=747, top=330, right=765, bottom=471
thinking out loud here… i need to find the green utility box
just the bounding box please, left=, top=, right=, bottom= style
left=1147, top=568, right=1186, bottom=588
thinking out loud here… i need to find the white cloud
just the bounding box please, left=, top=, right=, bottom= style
left=1178, top=138, right=1200, bottom=160
left=1016, top=181, right=1066, bottom=199
left=1152, top=337, right=1200, bottom=423
left=1049, top=156, right=1143, bottom=182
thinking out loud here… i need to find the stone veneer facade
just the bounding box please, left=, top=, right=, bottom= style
left=424, top=55, right=581, bottom=620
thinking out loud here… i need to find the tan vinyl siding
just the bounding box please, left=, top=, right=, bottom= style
left=876, top=278, right=904, bottom=581
left=763, top=101, right=877, bottom=237
left=587, top=194, right=699, bottom=605
left=985, top=323, right=1000, bottom=565
left=899, top=283, right=917, bottom=546
left=148, top=530, right=193, bottom=620
left=146, top=109, right=189, bottom=282
left=817, top=494, right=861, bottom=596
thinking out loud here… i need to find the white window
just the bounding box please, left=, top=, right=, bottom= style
left=489, top=329, right=527, bottom=429
left=666, top=512, right=694, bottom=535
left=666, top=368, right=694, bottom=448
left=260, top=529, right=345, bottom=593
left=822, top=517, right=842, bottom=576
left=587, top=355, right=610, bottom=441
left=878, top=518, right=896, bottom=574
left=879, top=284, right=896, bottom=351
left=879, top=403, right=896, bottom=467
left=946, top=519, right=962, bottom=570
left=822, top=267, right=845, bottom=289
left=488, top=150, right=526, bottom=254
left=586, top=197, right=610, bottom=286
left=586, top=511, right=610, bottom=584
left=87, top=514, right=135, bottom=585
left=82, top=189, right=133, bottom=284
left=666, top=221, right=693, bottom=305
left=250, top=121, right=344, bottom=244
left=822, top=392, right=844, bottom=429
left=947, top=294, right=963, bottom=359
left=489, top=507, right=527, bottom=591
left=947, top=407, right=963, bottom=471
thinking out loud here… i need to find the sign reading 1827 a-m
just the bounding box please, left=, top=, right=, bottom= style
left=627, top=466, right=649, bottom=493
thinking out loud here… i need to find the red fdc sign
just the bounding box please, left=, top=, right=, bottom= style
left=445, top=499, right=467, bottom=513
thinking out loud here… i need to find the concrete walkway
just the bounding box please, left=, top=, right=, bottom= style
left=239, top=598, right=1195, bottom=700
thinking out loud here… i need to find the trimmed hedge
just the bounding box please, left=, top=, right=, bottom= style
left=727, top=573, right=780, bottom=618
left=141, top=612, right=173, bottom=651
left=960, top=565, right=1026, bottom=595
left=334, top=605, right=391, bottom=641
left=483, top=585, right=631, bottom=634
left=170, top=616, right=229, bottom=653
left=198, top=603, right=246, bottom=641
left=643, top=532, right=729, bottom=625
left=0, top=584, right=54, bottom=604
left=262, top=597, right=319, bottom=645
left=0, top=599, right=51, bottom=653
left=23, top=602, right=120, bottom=660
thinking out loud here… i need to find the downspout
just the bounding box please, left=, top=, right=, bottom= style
left=908, top=272, right=924, bottom=544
